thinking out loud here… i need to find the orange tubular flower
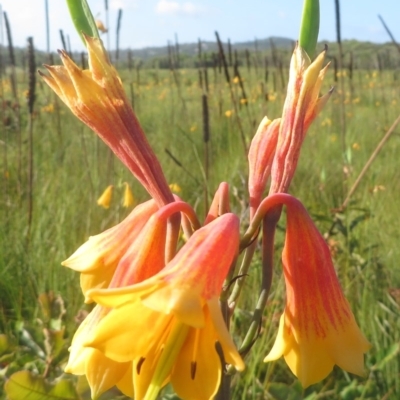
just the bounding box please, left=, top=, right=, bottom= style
left=269, top=44, right=332, bottom=194
left=39, top=36, right=173, bottom=206
left=66, top=202, right=191, bottom=399
left=263, top=195, right=371, bottom=387
left=81, top=214, right=244, bottom=400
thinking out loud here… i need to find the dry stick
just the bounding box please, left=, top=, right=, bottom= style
left=167, top=41, right=187, bottom=113
left=227, top=38, right=232, bottom=67
left=164, top=148, right=201, bottom=186
left=215, top=31, right=248, bottom=155
left=334, top=0, right=347, bottom=165
left=245, top=48, right=250, bottom=72
left=27, top=37, right=36, bottom=237
left=340, top=113, right=400, bottom=211
left=66, top=35, right=73, bottom=60
left=59, top=29, right=67, bottom=52
left=44, top=0, right=50, bottom=55
left=4, top=11, right=22, bottom=193
left=0, top=7, right=8, bottom=210
left=202, top=94, right=210, bottom=216
left=127, top=48, right=135, bottom=109
left=104, top=0, right=110, bottom=54
left=174, top=33, right=180, bottom=69
left=378, top=14, right=400, bottom=55
left=115, top=8, right=122, bottom=64
left=234, top=62, right=253, bottom=128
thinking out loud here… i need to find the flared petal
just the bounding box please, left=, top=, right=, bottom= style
left=264, top=197, right=370, bottom=387
left=171, top=307, right=222, bottom=400
left=41, top=37, right=174, bottom=206
left=85, top=298, right=172, bottom=363
left=65, top=305, right=131, bottom=398
left=63, top=199, right=157, bottom=273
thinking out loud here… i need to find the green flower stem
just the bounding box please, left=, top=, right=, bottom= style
left=235, top=207, right=281, bottom=358
left=228, top=241, right=257, bottom=309
left=299, top=0, right=320, bottom=59
left=144, top=321, right=189, bottom=400
left=66, top=0, right=99, bottom=44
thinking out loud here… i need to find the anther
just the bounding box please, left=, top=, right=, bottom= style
left=190, top=361, right=197, bottom=380
left=136, top=357, right=145, bottom=375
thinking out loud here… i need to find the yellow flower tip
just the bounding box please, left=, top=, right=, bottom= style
left=95, top=19, right=108, bottom=33
left=168, top=183, right=181, bottom=193
left=122, top=182, right=135, bottom=208
left=97, top=185, right=113, bottom=208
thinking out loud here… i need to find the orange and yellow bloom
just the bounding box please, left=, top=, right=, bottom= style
left=41, top=29, right=371, bottom=397
left=269, top=45, right=332, bottom=194
left=39, top=36, right=173, bottom=206
left=76, top=213, right=244, bottom=399
left=263, top=195, right=371, bottom=387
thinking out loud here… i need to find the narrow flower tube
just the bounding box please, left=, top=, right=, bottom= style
left=81, top=214, right=244, bottom=400
left=248, top=116, right=281, bottom=215
left=39, top=35, right=173, bottom=206
left=269, top=44, right=332, bottom=194
left=263, top=195, right=371, bottom=387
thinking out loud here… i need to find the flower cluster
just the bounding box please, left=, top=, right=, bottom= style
left=42, top=36, right=370, bottom=399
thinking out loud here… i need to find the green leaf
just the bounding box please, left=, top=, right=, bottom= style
left=299, top=0, right=320, bottom=59
left=66, top=0, right=99, bottom=44
left=4, top=371, right=78, bottom=400
left=268, top=382, right=303, bottom=400
left=372, top=342, right=400, bottom=371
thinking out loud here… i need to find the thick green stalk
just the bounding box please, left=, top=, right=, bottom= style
left=66, top=0, right=99, bottom=44
left=299, top=0, right=319, bottom=58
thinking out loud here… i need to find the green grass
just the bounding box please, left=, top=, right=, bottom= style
left=1, top=59, right=400, bottom=399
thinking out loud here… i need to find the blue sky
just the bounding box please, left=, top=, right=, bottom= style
left=1, top=0, right=400, bottom=52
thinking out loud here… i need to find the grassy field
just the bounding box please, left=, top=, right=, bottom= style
left=1, top=46, right=400, bottom=399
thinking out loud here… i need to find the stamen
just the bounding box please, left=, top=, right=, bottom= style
left=192, top=329, right=200, bottom=362
left=136, top=357, right=145, bottom=375
left=190, top=361, right=197, bottom=380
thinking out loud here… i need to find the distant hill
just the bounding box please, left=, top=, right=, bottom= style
left=1, top=36, right=399, bottom=70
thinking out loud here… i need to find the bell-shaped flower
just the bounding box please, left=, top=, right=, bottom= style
left=39, top=36, right=173, bottom=206
left=263, top=195, right=371, bottom=387
left=81, top=213, right=245, bottom=400
left=65, top=202, right=174, bottom=398
left=97, top=185, right=113, bottom=208
left=62, top=199, right=159, bottom=299
left=269, top=45, right=332, bottom=194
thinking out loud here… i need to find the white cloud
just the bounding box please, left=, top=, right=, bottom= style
left=155, top=0, right=204, bottom=16
left=109, top=0, right=139, bottom=10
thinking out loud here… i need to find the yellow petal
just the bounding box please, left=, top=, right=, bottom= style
left=85, top=349, right=130, bottom=399
left=207, top=298, right=244, bottom=371
left=116, top=363, right=134, bottom=398
left=122, top=182, right=135, bottom=207
left=141, top=285, right=205, bottom=328
left=171, top=311, right=222, bottom=400
left=97, top=185, right=113, bottom=208
left=263, top=314, right=289, bottom=362
left=86, top=299, right=171, bottom=363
